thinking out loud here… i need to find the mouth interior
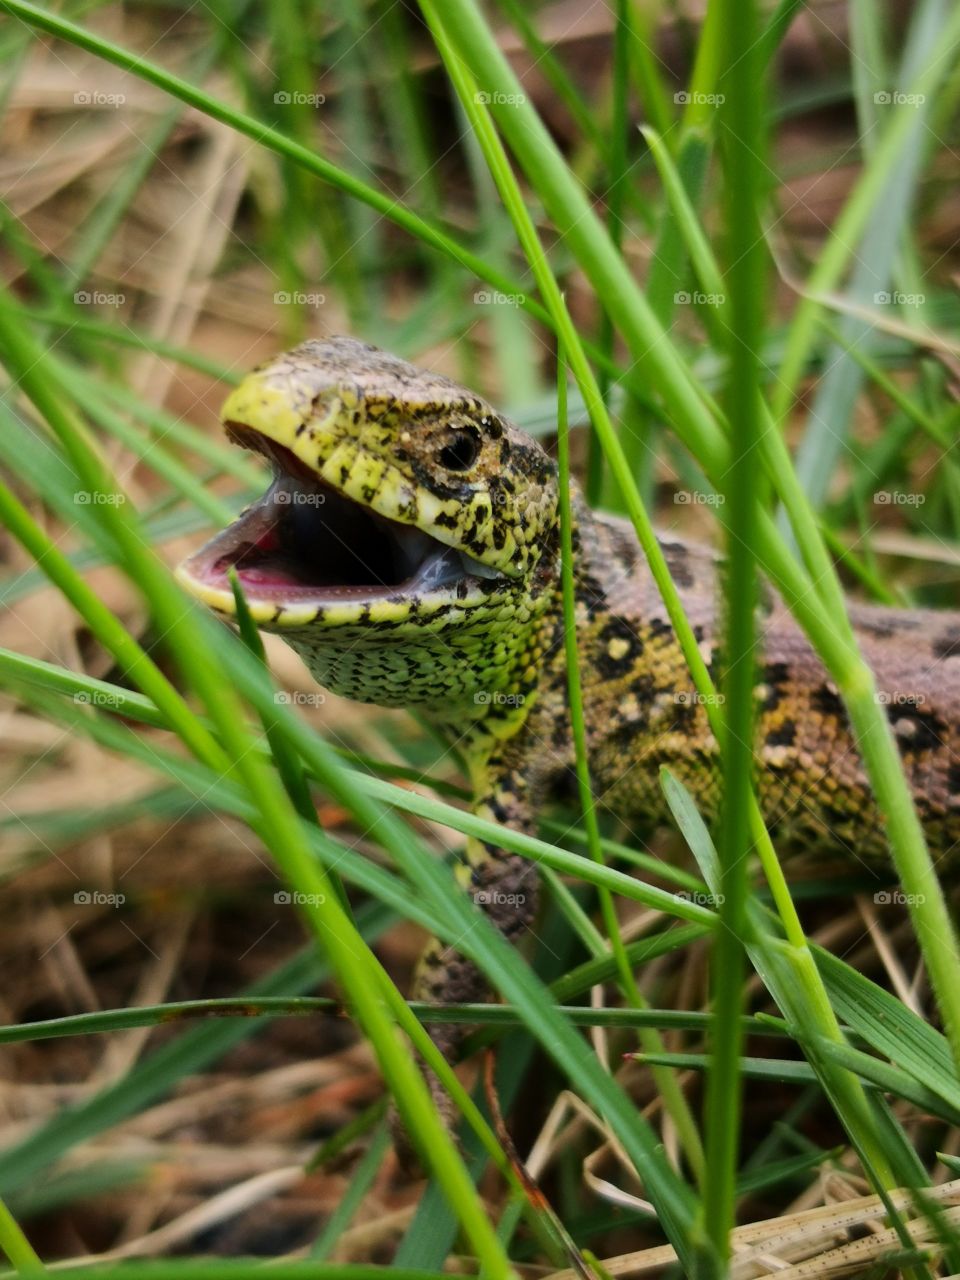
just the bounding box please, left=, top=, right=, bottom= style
left=183, top=427, right=485, bottom=605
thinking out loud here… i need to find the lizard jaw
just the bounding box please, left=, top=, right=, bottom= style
left=176, top=431, right=502, bottom=625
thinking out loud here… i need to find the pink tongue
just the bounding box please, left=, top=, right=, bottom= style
left=234, top=564, right=305, bottom=587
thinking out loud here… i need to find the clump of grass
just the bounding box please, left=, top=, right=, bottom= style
left=0, top=0, right=959, bottom=1275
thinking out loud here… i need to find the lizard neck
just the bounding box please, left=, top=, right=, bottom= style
left=431, top=488, right=601, bottom=757
left=285, top=507, right=563, bottom=714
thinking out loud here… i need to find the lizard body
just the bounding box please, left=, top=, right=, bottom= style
left=178, top=337, right=960, bottom=1133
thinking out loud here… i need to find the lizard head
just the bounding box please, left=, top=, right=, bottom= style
left=176, top=337, right=560, bottom=707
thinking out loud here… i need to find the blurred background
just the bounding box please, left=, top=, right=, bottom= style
left=1, top=0, right=959, bottom=1267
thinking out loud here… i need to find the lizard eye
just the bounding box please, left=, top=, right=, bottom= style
left=439, top=429, right=481, bottom=472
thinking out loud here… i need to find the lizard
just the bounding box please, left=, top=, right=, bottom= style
left=177, top=335, right=960, bottom=1139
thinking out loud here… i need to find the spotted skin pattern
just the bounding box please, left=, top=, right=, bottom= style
left=179, top=337, right=960, bottom=1145
left=182, top=338, right=560, bottom=711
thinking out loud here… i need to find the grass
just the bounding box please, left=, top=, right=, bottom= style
left=0, top=0, right=958, bottom=1275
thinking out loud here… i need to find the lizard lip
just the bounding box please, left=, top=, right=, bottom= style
left=179, top=428, right=497, bottom=608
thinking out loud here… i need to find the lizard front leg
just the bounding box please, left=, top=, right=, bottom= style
left=401, top=728, right=550, bottom=1154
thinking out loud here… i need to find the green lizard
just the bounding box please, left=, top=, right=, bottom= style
left=178, top=336, right=960, bottom=1134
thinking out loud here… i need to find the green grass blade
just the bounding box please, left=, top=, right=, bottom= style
left=557, top=347, right=706, bottom=1179
left=310, top=1125, right=392, bottom=1260
left=702, top=0, right=765, bottom=1254
left=790, top=0, right=947, bottom=512
left=0, top=0, right=560, bottom=344
left=772, top=3, right=960, bottom=417
left=0, top=1197, right=44, bottom=1272
left=0, top=301, right=514, bottom=1277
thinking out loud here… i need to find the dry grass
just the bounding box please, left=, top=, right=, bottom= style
left=1, top=0, right=959, bottom=1272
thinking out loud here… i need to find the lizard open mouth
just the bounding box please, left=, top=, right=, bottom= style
left=178, top=427, right=499, bottom=615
